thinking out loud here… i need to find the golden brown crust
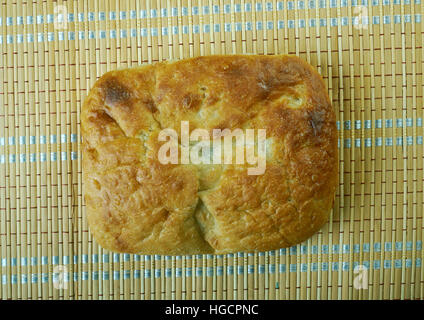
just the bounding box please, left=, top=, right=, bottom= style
left=82, top=55, right=338, bottom=255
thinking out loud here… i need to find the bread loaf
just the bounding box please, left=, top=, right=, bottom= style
left=81, top=55, right=338, bottom=255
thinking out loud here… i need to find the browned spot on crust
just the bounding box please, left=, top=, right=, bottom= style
left=144, top=98, right=157, bottom=113
left=159, top=208, right=170, bottom=220
left=307, top=109, right=325, bottom=137
left=115, top=236, right=129, bottom=252
left=88, top=109, right=112, bottom=123
left=102, top=78, right=132, bottom=105
left=86, top=109, right=123, bottom=137
left=222, top=63, right=247, bottom=77
left=93, top=178, right=101, bottom=191
left=181, top=93, right=201, bottom=110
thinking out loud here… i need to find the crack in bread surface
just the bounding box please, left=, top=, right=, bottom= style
left=81, top=55, right=338, bottom=255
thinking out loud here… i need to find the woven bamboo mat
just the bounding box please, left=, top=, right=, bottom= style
left=0, top=0, right=423, bottom=300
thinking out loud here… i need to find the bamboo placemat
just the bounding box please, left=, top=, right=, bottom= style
left=0, top=0, right=423, bottom=300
